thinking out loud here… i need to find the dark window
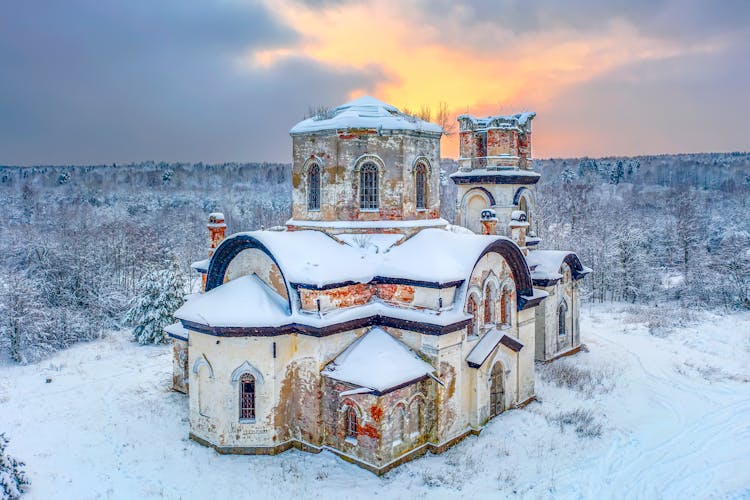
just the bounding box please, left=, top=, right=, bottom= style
left=484, top=286, right=494, bottom=324
left=308, top=163, right=321, bottom=211
left=500, top=289, right=512, bottom=326
left=558, top=302, right=568, bottom=338
left=345, top=406, right=358, bottom=439
left=467, top=295, right=479, bottom=336
left=239, top=373, right=255, bottom=420
left=415, top=163, right=427, bottom=210
left=359, top=163, right=379, bottom=210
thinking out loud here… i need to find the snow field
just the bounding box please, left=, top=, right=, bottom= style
left=0, top=304, right=749, bottom=499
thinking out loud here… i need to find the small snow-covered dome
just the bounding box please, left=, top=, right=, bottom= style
left=290, top=96, right=443, bottom=135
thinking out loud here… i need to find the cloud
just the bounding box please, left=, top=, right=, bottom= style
left=0, top=0, right=378, bottom=164
left=535, top=38, right=750, bottom=157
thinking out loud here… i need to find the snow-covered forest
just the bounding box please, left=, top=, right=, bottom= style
left=0, top=153, right=748, bottom=364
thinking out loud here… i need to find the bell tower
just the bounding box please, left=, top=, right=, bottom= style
left=450, top=111, right=539, bottom=242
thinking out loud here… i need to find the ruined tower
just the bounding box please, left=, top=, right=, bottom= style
left=450, top=112, right=539, bottom=242
left=287, top=96, right=445, bottom=235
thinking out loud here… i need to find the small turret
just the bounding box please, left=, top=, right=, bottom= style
left=508, top=210, right=529, bottom=255
left=480, top=209, right=498, bottom=235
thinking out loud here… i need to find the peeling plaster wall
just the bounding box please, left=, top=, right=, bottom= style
left=225, top=248, right=288, bottom=301
left=533, top=263, right=580, bottom=361
left=456, top=181, right=538, bottom=236
left=298, top=283, right=457, bottom=313
left=291, top=131, right=441, bottom=227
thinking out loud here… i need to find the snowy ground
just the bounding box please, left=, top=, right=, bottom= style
left=1, top=304, right=749, bottom=499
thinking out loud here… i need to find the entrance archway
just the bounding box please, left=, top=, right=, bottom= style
left=489, top=362, right=505, bottom=418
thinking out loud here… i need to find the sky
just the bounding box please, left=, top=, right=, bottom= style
left=0, top=0, right=748, bottom=165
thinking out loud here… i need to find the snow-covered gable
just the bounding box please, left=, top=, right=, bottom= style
left=289, top=96, right=443, bottom=136
left=175, top=274, right=290, bottom=328
left=526, top=250, right=591, bottom=284
left=322, top=327, right=436, bottom=393
left=466, top=328, right=524, bottom=368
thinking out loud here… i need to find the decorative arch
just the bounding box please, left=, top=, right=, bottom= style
left=499, top=278, right=515, bottom=326
left=230, top=360, right=265, bottom=385
left=560, top=253, right=588, bottom=281
left=306, top=162, right=321, bottom=211
left=483, top=272, right=500, bottom=325
left=473, top=239, right=533, bottom=309
left=352, top=153, right=386, bottom=173
left=460, top=187, right=496, bottom=209
left=466, top=286, right=481, bottom=336
left=206, top=234, right=292, bottom=310
left=192, top=354, right=214, bottom=379
left=489, top=361, right=505, bottom=417
left=410, top=156, right=433, bottom=174
left=338, top=399, right=365, bottom=419
left=558, top=300, right=569, bottom=338
left=414, top=161, right=429, bottom=210
left=512, top=187, right=535, bottom=207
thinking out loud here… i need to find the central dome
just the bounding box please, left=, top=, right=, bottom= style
left=287, top=96, right=445, bottom=235
left=289, top=96, right=443, bottom=136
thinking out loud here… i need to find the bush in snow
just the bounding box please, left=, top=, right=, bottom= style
left=125, top=263, right=185, bottom=345
left=538, top=360, right=616, bottom=398
left=548, top=408, right=603, bottom=438
left=0, top=433, right=29, bottom=500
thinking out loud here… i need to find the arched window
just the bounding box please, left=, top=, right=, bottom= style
left=499, top=287, right=514, bottom=327
left=558, top=302, right=568, bottom=339
left=392, top=404, right=406, bottom=443
left=345, top=406, right=358, bottom=440
left=359, top=163, right=379, bottom=210
left=408, top=398, right=424, bottom=437
left=467, top=295, right=479, bottom=336
left=308, top=163, right=321, bottom=211
left=239, top=373, right=255, bottom=420
left=415, top=163, right=428, bottom=210
left=484, top=286, right=495, bottom=325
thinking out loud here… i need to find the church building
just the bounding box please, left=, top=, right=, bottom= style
left=166, top=96, right=590, bottom=474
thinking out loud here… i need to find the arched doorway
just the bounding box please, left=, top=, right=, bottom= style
left=489, top=362, right=505, bottom=418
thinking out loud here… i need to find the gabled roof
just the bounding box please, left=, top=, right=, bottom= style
left=322, top=328, right=436, bottom=394
left=289, top=96, right=443, bottom=135
left=175, top=274, right=290, bottom=328
left=466, top=328, right=524, bottom=368
left=526, top=250, right=591, bottom=286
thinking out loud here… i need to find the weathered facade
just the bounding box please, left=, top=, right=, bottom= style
left=167, top=96, right=589, bottom=474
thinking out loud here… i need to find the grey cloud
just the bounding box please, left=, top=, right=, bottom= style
left=537, top=38, right=750, bottom=157
left=0, top=1, right=380, bottom=164
left=413, top=0, right=750, bottom=42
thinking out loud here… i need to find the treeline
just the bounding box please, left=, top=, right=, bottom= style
left=532, top=153, right=750, bottom=307
left=0, top=153, right=748, bottom=363
left=0, top=162, right=290, bottom=363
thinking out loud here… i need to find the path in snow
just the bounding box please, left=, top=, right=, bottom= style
left=0, top=304, right=748, bottom=499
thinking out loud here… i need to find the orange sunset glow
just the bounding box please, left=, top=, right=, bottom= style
left=255, top=0, right=737, bottom=159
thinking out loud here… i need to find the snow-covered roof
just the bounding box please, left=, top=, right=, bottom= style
left=191, top=258, right=210, bottom=273
left=164, top=322, right=189, bottom=341
left=457, top=112, right=535, bottom=134
left=289, top=96, right=443, bottom=136
left=449, top=169, right=541, bottom=181
left=322, top=328, right=436, bottom=393
left=526, top=250, right=591, bottom=284
left=466, top=328, right=524, bottom=368
left=216, top=228, right=522, bottom=288
left=175, top=274, right=290, bottom=328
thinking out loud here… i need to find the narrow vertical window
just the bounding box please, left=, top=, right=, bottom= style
left=239, top=373, right=255, bottom=420
left=484, top=286, right=495, bottom=325
left=415, top=163, right=427, bottom=210
left=345, top=406, right=358, bottom=439
left=308, top=163, right=321, bottom=211
left=558, top=302, right=568, bottom=338
left=359, top=163, right=379, bottom=210
left=467, top=295, right=479, bottom=336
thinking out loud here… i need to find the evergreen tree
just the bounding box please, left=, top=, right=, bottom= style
left=0, top=433, right=29, bottom=500
left=125, top=263, right=185, bottom=345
